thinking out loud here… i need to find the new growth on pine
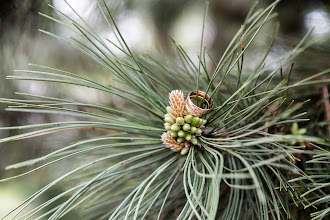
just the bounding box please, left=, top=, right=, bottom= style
left=0, top=0, right=329, bottom=219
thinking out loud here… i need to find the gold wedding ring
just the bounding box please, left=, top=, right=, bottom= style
left=185, top=91, right=213, bottom=117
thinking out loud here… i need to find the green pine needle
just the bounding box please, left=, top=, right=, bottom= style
left=1, top=0, right=329, bottom=219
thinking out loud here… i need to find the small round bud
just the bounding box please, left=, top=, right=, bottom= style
left=164, top=124, right=172, bottom=131
left=185, top=134, right=192, bottom=141
left=166, top=106, right=172, bottom=114
left=176, top=117, right=185, bottom=125
left=191, top=117, right=200, bottom=126
left=191, top=137, right=198, bottom=145
left=190, top=126, right=197, bottom=134
left=291, top=122, right=299, bottom=134
left=195, top=128, right=202, bottom=135
left=171, top=131, right=178, bottom=138
left=171, top=124, right=181, bottom=132
left=197, top=118, right=203, bottom=127
left=178, top=130, right=186, bottom=138
left=177, top=137, right=185, bottom=143
left=165, top=116, right=174, bottom=124
left=184, top=115, right=193, bottom=123
left=164, top=113, right=171, bottom=118
left=202, top=119, right=207, bottom=126
left=182, top=123, right=191, bottom=131
left=181, top=148, right=189, bottom=155
left=298, top=128, right=307, bottom=135
left=164, top=123, right=172, bottom=130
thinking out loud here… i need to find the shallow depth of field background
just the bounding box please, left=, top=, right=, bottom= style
left=0, top=0, right=329, bottom=218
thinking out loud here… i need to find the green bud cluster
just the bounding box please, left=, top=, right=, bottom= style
left=164, top=107, right=207, bottom=146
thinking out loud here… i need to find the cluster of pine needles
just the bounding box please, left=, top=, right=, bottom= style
left=0, top=0, right=329, bottom=219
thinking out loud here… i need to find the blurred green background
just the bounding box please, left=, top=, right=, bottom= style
left=0, top=0, right=329, bottom=218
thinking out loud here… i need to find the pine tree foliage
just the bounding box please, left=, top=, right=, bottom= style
left=0, top=0, right=329, bottom=219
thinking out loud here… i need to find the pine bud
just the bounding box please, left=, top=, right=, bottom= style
left=196, top=128, right=202, bottom=135
left=291, top=122, right=299, bottom=134
left=164, top=123, right=172, bottom=131
left=166, top=106, right=172, bottom=114
left=161, top=132, right=185, bottom=152
left=177, top=137, right=185, bottom=143
left=185, top=134, right=192, bottom=141
left=184, top=115, right=193, bottom=123
left=169, top=90, right=185, bottom=117
left=176, top=117, right=185, bottom=125
left=182, top=123, right=191, bottom=131
left=171, top=124, right=181, bottom=132
left=197, top=118, right=203, bottom=127
left=298, top=128, right=307, bottom=135
left=178, top=130, right=186, bottom=137
left=190, top=126, right=197, bottom=134
left=165, top=116, right=174, bottom=124
left=171, top=131, right=178, bottom=138
left=191, top=117, right=200, bottom=126
left=191, top=137, right=198, bottom=145
left=181, top=148, right=189, bottom=155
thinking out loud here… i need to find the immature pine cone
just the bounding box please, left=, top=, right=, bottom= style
left=169, top=90, right=185, bottom=118
left=161, top=132, right=185, bottom=152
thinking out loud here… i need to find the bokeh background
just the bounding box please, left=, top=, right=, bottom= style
left=0, top=0, right=329, bottom=218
